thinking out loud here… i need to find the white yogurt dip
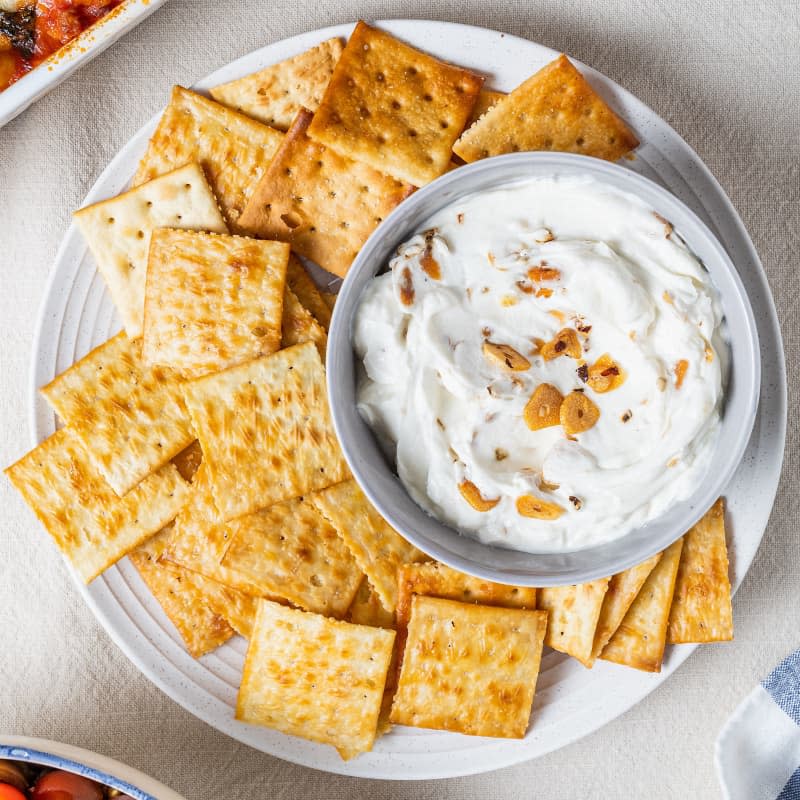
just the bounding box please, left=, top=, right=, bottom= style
left=353, top=175, right=727, bottom=553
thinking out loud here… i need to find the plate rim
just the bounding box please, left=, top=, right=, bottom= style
left=26, top=18, right=788, bottom=780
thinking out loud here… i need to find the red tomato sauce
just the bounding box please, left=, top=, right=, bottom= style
left=1, top=0, right=124, bottom=91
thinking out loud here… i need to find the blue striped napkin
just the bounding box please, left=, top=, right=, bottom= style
left=716, top=649, right=800, bottom=799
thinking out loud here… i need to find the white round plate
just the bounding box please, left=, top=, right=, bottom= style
left=30, top=20, right=786, bottom=780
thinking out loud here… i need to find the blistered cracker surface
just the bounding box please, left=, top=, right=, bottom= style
left=667, top=499, right=733, bottom=644
left=239, top=108, right=412, bottom=277
left=161, top=463, right=266, bottom=596
left=182, top=341, right=350, bottom=520
left=589, top=552, right=662, bottom=665
left=453, top=54, right=639, bottom=163
left=391, top=596, right=546, bottom=738
left=538, top=578, right=610, bottom=667
left=281, top=286, right=327, bottom=360
left=394, top=561, right=536, bottom=676
left=5, top=428, right=188, bottom=583
left=601, top=537, right=684, bottom=672
left=309, top=478, right=425, bottom=613
left=130, top=525, right=235, bottom=657
left=210, top=38, right=344, bottom=131
left=133, top=86, right=284, bottom=232
left=307, top=21, right=483, bottom=185
left=286, top=254, right=332, bottom=330
left=143, top=228, right=289, bottom=378
left=73, top=163, right=227, bottom=338
left=236, top=600, right=395, bottom=760
left=41, top=332, right=195, bottom=496
left=221, top=496, right=362, bottom=617
left=347, top=577, right=396, bottom=629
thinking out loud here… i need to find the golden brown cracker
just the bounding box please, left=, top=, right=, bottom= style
left=667, top=499, right=733, bottom=643
left=41, top=332, right=194, bottom=496
left=238, top=108, right=411, bottom=278
left=308, top=21, right=484, bottom=185
left=347, top=577, right=397, bottom=629
left=5, top=428, right=188, bottom=583
left=601, top=538, right=684, bottom=672
left=321, top=291, right=337, bottom=311
left=220, top=496, right=362, bottom=617
left=391, top=596, right=547, bottom=738
left=182, top=341, right=350, bottom=520
left=453, top=54, right=638, bottom=163
left=588, top=553, right=662, bottom=666
left=465, top=87, right=506, bottom=128
left=538, top=578, right=610, bottom=667
left=74, top=163, right=227, bottom=338
left=143, top=229, right=289, bottom=378
left=394, top=560, right=537, bottom=676
left=210, top=38, right=344, bottom=131
left=130, top=526, right=235, bottom=657
left=281, top=286, right=327, bottom=360
left=177, top=567, right=260, bottom=639
left=286, top=254, right=332, bottom=330
left=236, top=600, right=395, bottom=760
left=309, top=479, right=425, bottom=613
left=171, top=440, right=203, bottom=483
left=161, top=463, right=264, bottom=596
left=134, top=86, right=283, bottom=232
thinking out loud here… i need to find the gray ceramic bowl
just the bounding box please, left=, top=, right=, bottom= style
left=327, top=153, right=760, bottom=586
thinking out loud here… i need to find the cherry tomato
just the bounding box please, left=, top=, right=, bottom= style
left=31, top=770, right=103, bottom=800
left=0, top=784, right=27, bottom=800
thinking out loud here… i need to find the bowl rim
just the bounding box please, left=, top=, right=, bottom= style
left=327, top=151, right=761, bottom=586
left=0, top=736, right=186, bottom=800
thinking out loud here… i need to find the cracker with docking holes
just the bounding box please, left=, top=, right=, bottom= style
left=394, top=561, right=537, bottom=674
left=5, top=428, right=188, bottom=583
left=588, top=552, right=662, bottom=666
left=143, top=229, right=289, bottom=378
left=182, top=341, right=350, bottom=520
left=538, top=578, right=610, bottom=667
left=134, top=86, right=284, bottom=232
left=41, top=333, right=195, bottom=497
left=210, top=38, right=344, bottom=131
left=308, top=21, right=484, bottom=185
left=130, top=525, right=236, bottom=657
left=239, top=108, right=412, bottom=278
left=161, top=463, right=267, bottom=597
left=221, top=496, right=362, bottom=617
left=237, top=600, right=395, bottom=760
left=391, top=596, right=547, bottom=738
left=453, top=54, right=639, bottom=163
left=309, top=478, right=426, bottom=613
left=667, top=499, right=733, bottom=644
left=601, top=537, right=684, bottom=672
left=73, top=163, right=227, bottom=338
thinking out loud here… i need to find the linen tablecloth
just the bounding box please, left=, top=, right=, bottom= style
left=1, top=1, right=798, bottom=797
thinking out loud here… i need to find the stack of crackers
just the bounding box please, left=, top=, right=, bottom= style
left=5, top=22, right=732, bottom=760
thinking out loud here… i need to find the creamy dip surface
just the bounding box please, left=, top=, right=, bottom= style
left=353, top=175, right=727, bottom=553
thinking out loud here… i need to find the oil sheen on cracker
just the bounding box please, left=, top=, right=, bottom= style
left=353, top=175, right=727, bottom=553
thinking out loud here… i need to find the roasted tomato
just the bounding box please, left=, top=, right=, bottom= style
left=31, top=770, right=103, bottom=800
left=0, top=785, right=27, bottom=800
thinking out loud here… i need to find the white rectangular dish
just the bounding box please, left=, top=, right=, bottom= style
left=0, top=0, right=168, bottom=128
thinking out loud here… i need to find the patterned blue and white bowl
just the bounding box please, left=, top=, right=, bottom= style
left=0, top=737, right=186, bottom=800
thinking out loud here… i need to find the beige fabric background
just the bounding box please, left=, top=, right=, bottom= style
left=1, top=1, right=798, bottom=797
